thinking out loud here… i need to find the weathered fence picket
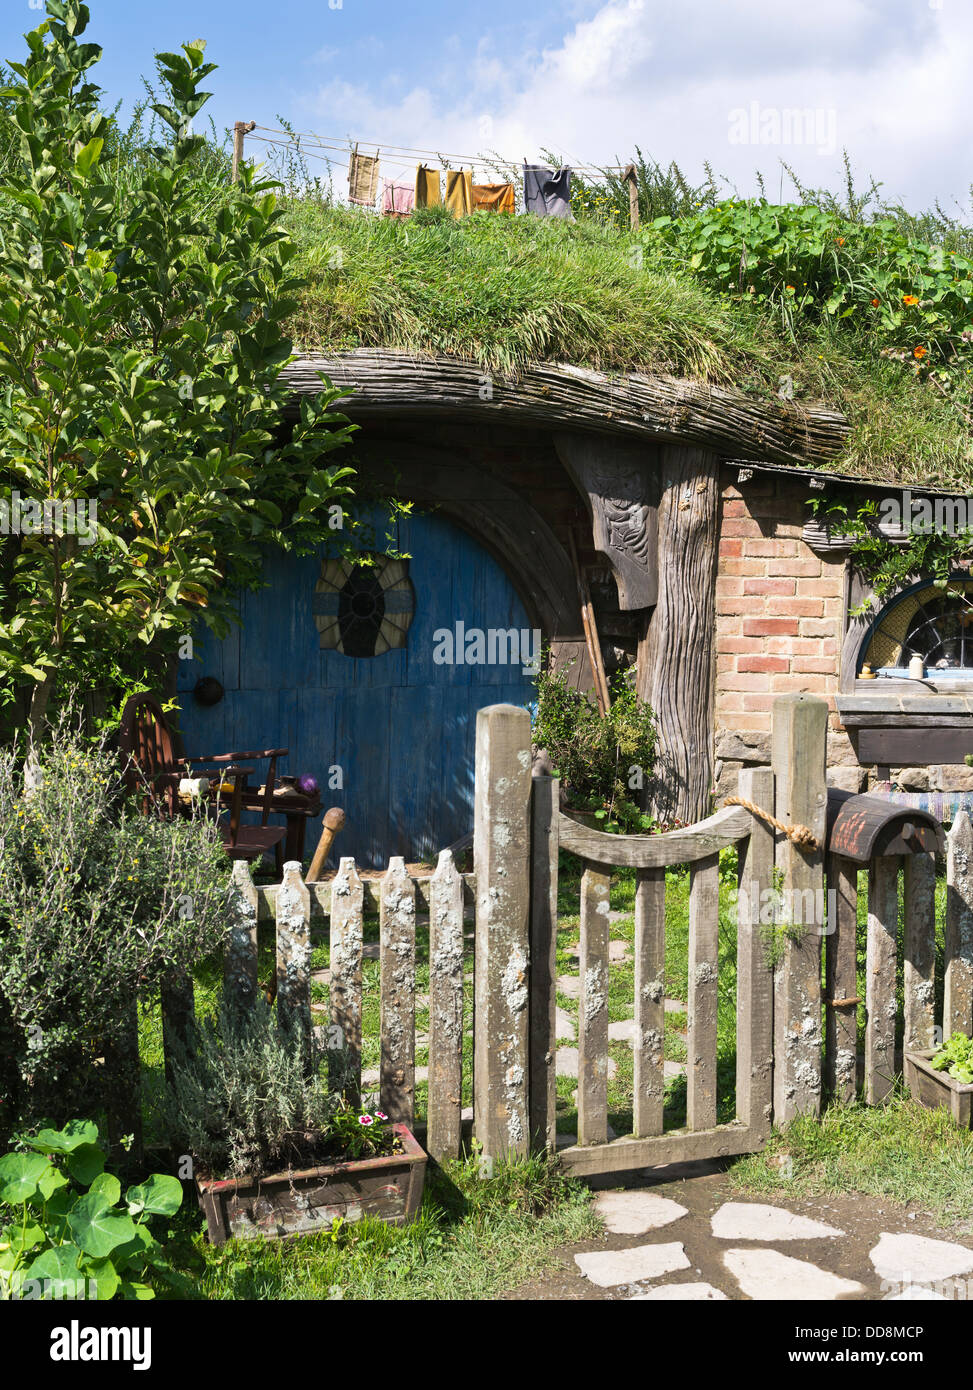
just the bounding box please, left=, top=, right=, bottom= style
left=824, top=855, right=859, bottom=1105
left=687, top=853, right=719, bottom=1132
left=427, top=849, right=465, bottom=1160
left=946, top=812, right=973, bottom=1038
left=735, top=767, right=775, bottom=1137
left=632, top=866, right=666, bottom=1137
left=903, top=852, right=937, bottom=1052
left=865, top=858, right=898, bottom=1105
left=225, top=858, right=259, bottom=1008
left=528, top=774, right=560, bottom=1152
left=276, top=861, right=311, bottom=1049
left=329, top=856, right=364, bottom=1103
left=379, top=857, right=417, bottom=1125
left=577, top=864, right=611, bottom=1147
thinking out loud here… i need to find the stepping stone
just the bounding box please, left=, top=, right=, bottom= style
left=557, top=975, right=581, bottom=999
left=555, top=1127, right=616, bottom=1148
left=609, top=940, right=631, bottom=963
left=608, top=1019, right=637, bottom=1044
left=556, top=1007, right=576, bottom=1041
left=557, top=1048, right=617, bottom=1080
left=415, top=994, right=429, bottom=1010
left=362, top=943, right=380, bottom=960
left=311, top=969, right=331, bottom=985
left=664, top=999, right=686, bottom=1014
left=884, top=1285, right=948, bottom=1301
left=711, top=1202, right=844, bottom=1242
left=575, top=1242, right=690, bottom=1288
left=664, top=1061, right=686, bottom=1080
left=630, top=1282, right=728, bottom=1301
left=724, top=1249, right=864, bottom=1301
left=869, top=1232, right=973, bottom=1284
left=594, top=1191, right=688, bottom=1235
left=362, top=1066, right=429, bottom=1086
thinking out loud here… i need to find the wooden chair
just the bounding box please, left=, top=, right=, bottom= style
left=117, top=693, right=288, bottom=872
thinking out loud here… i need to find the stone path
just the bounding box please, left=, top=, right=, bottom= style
left=504, top=1164, right=973, bottom=1301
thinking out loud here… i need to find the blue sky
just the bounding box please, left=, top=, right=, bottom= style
left=1, top=0, right=969, bottom=210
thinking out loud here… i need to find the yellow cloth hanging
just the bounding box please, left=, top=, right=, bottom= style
left=348, top=150, right=379, bottom=206
left=415, top=164, right=441, bottom=208
left=444, top=168, right=473, bottom=218
left=472, top=182, right=516, bottom=214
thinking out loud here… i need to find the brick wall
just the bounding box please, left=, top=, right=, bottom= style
left=714, top=472, right=861, bottom=795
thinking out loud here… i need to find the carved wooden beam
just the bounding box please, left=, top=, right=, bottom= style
left=281, top=349, right=850, bottom=468
left=554, top=432, right=658, bottom=610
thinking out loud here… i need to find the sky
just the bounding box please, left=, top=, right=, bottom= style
left=0, top=0, right=969, bottom=211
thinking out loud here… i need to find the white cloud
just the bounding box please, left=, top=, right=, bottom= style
left=296, top=0, right=973, bottom=208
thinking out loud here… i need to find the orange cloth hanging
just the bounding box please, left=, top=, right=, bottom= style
left=444, top=168, right=473, bottom=218
left=415, top=164, right=441, bottom=207
left=472, top=182, right=516, bottom=214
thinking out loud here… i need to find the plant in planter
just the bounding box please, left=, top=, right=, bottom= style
left=164, top=999, right=426, bottom=1245
left=905, top=1031, right=973, bottom=1128
left=0, top=1119, right=184, bottom=1300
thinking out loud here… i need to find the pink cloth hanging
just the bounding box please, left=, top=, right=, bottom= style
left=382, top=178, right=415, bottom=217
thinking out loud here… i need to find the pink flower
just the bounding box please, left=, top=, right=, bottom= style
left=358, top=1114, right=374, bottom=1127
left=375, top=1112, right=388, bottom=1121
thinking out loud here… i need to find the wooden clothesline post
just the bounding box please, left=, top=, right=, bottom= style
left=623, top=163, right=639, bottom=230
left=232, top=121, right=256, bottom=184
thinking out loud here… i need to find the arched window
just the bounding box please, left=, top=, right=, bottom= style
left=312, top=554, right=415, bottom=657
left=859, top=576, right=973, bottom=676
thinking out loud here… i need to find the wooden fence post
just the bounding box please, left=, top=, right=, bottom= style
left=473, top=704, right=532, bottom=1162
left=529, top=774, right=559, bottom=1153
left=232, top=120, right=255, bottom=183
left=865, top=857, right=899, bottom=1105
left=329, top=856, right=364, bottom=1104
left=945, top=812, right=973, bottom=1038
left=276, top=861, right=311, bottom=1049
left=772, top=693, right=828, bottom=1124
left=380, top=857, right=416, bottom=1125
left=428, top=849, right=465, bottom=1160
left=736, top=767, right=775, bottom=1136
left=225, top=859, right=259, bottom=1009
left=825, top=855, right=859, bottom=1105
left=903, top=852, right=937, bottom=1052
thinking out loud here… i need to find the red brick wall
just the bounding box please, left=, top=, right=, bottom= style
left=715, top=472, right=860, bottom=791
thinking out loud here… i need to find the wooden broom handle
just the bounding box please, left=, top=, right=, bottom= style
left=307, top=807, right=347, bottom=882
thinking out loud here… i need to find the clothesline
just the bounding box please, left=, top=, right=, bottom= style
left=248, top=122, right=629, bottom=175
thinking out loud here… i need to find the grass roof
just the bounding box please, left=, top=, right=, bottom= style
left=281, top=200, right=973, bottom=494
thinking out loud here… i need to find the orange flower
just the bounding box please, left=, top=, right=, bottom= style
left=836, top=236, right=845, bottom=246
left=871, top=297, right=880, bottom=307
left=914, top=345, right=928, bottom=359
left=785, top=284, right=795, bottom=292
left=903, top=294, right=919, bottom=306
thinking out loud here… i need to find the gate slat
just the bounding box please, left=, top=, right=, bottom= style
left=688, top=853, right=720, bottom=1131
left=946, top=812, right=973, bottom=1038
left=380, top=856, right=417, bottom=1124
left=825, top=854, right=859, bottom=1105
left=633, top=867, right=665, bottom=1137
left=578, top=864, right=611, bottom=1146
left=329, top=856, right=364, bottom=1104
left=529, top=775, right=559, bottom=1153
left=903, top=851, right=937, bottom=1052
left=736, top=768, right=775, bottom=1134
left=865, top=857, right=898, bottom=1105
left=428, top=849, right=465, bottom=1160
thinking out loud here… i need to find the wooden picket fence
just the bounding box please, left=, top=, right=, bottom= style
left=109, top=693, right=973, bottom=1177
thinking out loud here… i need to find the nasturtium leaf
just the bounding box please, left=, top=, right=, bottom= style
left=79, top=1255, right=120, bottom=1301
left=0, top=1152, right=52, bottom=1204
left=88, top=1171, right=121, bottom=1206
left=118, top=1281, right=156, bottom=1301
left=65, top=1142, right=105, bottom=1186
left=67, top=1193, right=138, bottom=1258
left=27, top=1119, right=99, bottom=1154
left=37, top=1164, right=69, bottom=1202
left=3, top=1221, right=45, bottom=1256
left=125, top=1174, right=183, bottom=1218
left=26, top=1243, right=84, bottom=1295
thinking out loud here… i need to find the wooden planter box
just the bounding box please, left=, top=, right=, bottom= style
left=195, top=1124, right=427, bottom=1245
left=904, top=1048, right=973, bottom=1128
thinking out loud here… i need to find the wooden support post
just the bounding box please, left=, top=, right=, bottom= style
left=623, top=163, right=639, bottom=229
left=225, top=859, right=259, bottom=1010
left=945, top=811, right=973, bottom=1038
left=865, top=857, right=899, bottom=1105
left=276, top=861, right=311, bottom=1050
left=736, top=767, right=775, bottom=1135
left=329, top=856, right=364, bottom=1104
left=903, top=851, right=937, bottom=1052
left=380, top=857, right=416, bottom=1124
left=772, top=693, right=828, bottom=1124
left=639, top=444, right=720, bottom=825
left=473, top=705, right=532, bottom=1161
left=529, top=774, right=560, bottom=1153
left=428, top=849, right=465, bottom=1160
left=825, top=854, right=859, bottom=1105
left=232, top=120, right=256, bottom=184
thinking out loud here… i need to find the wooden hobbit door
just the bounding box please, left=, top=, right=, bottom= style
left=175, top=508, right=539, bottom=865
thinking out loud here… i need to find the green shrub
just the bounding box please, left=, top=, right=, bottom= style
left=0, top=1118, right=184, bottom=1301
left=0, top=719, right=229, bottom=1136
left=531, top=664, right=657, bottom=830
left=163, top=997, right=346, bottom=1179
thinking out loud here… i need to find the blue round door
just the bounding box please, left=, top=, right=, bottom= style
left=175, top=508, right=538, bottom=865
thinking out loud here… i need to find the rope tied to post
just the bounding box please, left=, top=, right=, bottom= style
left=722, top=795, right=820, bottom=853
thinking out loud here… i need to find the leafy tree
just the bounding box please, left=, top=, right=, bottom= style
left=0, top=1, right=357, bottom=737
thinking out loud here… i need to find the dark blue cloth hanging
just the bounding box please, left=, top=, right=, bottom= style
left=523, top=164, right=573, bottom=219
